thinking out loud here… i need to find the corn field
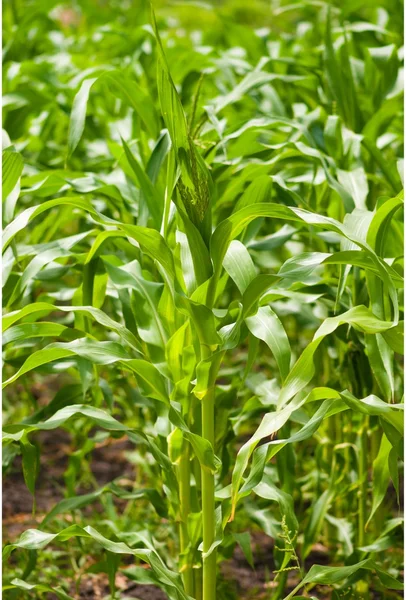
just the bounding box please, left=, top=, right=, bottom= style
left=2, top=0, right=404, bottom=599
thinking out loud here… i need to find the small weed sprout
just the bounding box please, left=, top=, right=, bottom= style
left=273, top=516, right=301, bottom=579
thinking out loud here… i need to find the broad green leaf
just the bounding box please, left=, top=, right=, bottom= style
left=231, top=532, right=254, bottom=569
left=242, top=274, right=281, bottom=318
left=223, top=240, right=257, bottom=294
left=2, top=404, right=174, bottom=479
left=42, top=483, right=167, bottom=525
left=245, top=306, right=291, bottom=381
left=366, top=192, right=404, bottom=256
left=2, top=148, right=23, bottom=223
left=296, top=559, right=403, bottom=592
left=366, top=434, right=391, bottom=529
left=67, top=77, right=97, bottom=159
left=303, top=488, right=334, bottom=559
left=105, top=261, right=167, bottom=348
left=254, top=478, right=298, bottom=533
left=169, top=405, right=221, bottom=473
left=3, top=322, right=68, bottom=345
left=175, top=206, right=213, bottom=287
left=323, top=8, right=363, bottom=132
left=3, top=197, right=176, bottom=284
left=366, top=333, right=395, bottom=402
left=279, top=306, right=397, bottom=408
left=3, top=525, right=189, bottom=600
left=337, top=167, right=368, bottom=210
left=210, top=66, right=312, bottom=114
left=208, top=203, right=399, bottom=321
left=3, top=302, right=142, bottom=353
left=151, top=7, right=211, bottom=240
left=104, top=70, right=159, bottom=139
left=182, top=300, right=222, bottom=348
left=20, top=433, right=39, bottom=497
left=3, top=339, right=168, bottom=402
left=67, top=71, right=159, bottom=160
left=121, top=137, right=163, bottom=228
left=193, top=351, right=224, bottom=400
left=5, top=579, right=74, bottom=600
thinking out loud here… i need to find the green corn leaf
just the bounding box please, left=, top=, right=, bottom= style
left=323, top=9, right=363, bottom=132
left=223, top=240, right=257, bottom=294
left=67, top=77, right=98, bottom=159
left=105, top=260, right=167, bottom=348
left=3, top=302, right=142, bottom=353
left=245, top=306, right=291, bottom=381
left=2, top=3, right=404, bottom=594
left=151, top=6, right=211, bottom=241
left=193, top=351, right=224, bottom=400
left=366, top=434, right=392, bottom=529
left=3, top=525, right=189, bottom=600
left=254, top=479, right=298, bottom=533
left=3, top=404, right=175, bottom=482
left=3, top=322, right=69, bottom=345
left=3, top=197, right=176, bottom=284
left=303, top=488, right=334, bottom=559
left=231, top=532, right=254, bottom=569
left=3, top=339, right=169, bottom=402
left=366, top=192, right=404, bottom=256
left=174, top=204, right=213, bottom=287
left=279, top=306, right=397, bottom=408
left=209, top=203, right=399, bottom=321
left=169, top=405, right=221, bottom=473
left=2, top=148, right=23, bottom=223
left=67, top=71, right=159, bottom=160
left=5, top=579, right=75, bottom=600
left=42, top=483, right=167, bottom=525
left=121, top=137, right=163, bottom=228
left=20, top=432, right=39, bottom=497
left=295, top=559, right=403, bottom=593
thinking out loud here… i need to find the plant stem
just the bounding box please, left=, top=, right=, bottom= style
left=271, top=564, right=288, bottom=600
left=357, top=419, right=368, bottom=547
left=162, top=149, right=176, bottom=240
left=194, top=568, right=203, bottom=600
left=82, top=257, right=98, bottom=332
left=179, top=442, right=194, bottom=595
left=198, top=341, right=217, bottom=600
left=201, top=383, right=216, bottom=600
left=370, top=425, right=385, bottom=540
left=283, top=581, right=303, bottom=600
left=362, top=137, right=402, bottom=195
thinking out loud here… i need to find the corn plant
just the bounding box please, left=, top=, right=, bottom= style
left=2, top=1, right=404, bottom=599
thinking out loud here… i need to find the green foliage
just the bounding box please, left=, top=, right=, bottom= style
left=2, top=0, right=404, bottom=599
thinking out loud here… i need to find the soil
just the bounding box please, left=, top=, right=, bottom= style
left=66, top=574, right=168, bottom=600
left=2, top=431, right=402, bottom=600
left=3, top=430, right=135, bottom=541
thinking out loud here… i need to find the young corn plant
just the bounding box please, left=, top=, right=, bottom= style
left=2, top=2, right=404, bottom=600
